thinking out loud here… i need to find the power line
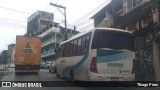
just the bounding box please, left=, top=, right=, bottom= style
left=76, top=19, right=92, bottom=26
left=78, top=23, right=94, bottom=31
left=48, top=0, right=60, bottom=13
left=0, top=25, right=26, bottom=29
left=0, top=6, right=31, bottom=14
left=53, top=0, right=66, bottom=13
left=0, top=20, right=26, bottom=27
left=0, top=17, right=26, bottom=22
left=60, top=0, right=66, bottom=5
left=72, top=0, right=110, bottom=25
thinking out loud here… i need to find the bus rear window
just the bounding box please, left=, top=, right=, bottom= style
left=91, top=30, right=134, bottom=51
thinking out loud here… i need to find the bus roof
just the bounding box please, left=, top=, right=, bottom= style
left=60, top=28, right=132, bottom=45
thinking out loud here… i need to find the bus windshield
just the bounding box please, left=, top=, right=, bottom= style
left=91, top=29, right=134, bottom=51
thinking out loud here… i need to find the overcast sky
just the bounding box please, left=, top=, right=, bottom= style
left=0, top=0, right=110, bottom=52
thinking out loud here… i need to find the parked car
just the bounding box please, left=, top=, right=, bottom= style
left=10, top=64, right=15, bottom=68
left=46, top=61, right=54, bottom=69
left=40, top=62, right=48, bottom=69
left=48, top=62, right=55, bottom=73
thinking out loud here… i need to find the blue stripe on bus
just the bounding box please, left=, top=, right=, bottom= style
left=97, top=50, right=135, bottom=63
left=62, top=53, right=89, bottom=76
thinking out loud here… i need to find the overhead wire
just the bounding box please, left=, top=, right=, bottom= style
left=53, top=0, right=65, bottom=13
left=72, top=0, right=110, bottom=25
left=78, top=23, right=94, bottom=31
left=48, top=0, right=60, bottom=13
left=0, top=6, right=31, bottom=14
left=76, top=19, right=92, bottom=27
left=0, top=24, right=26, bottom=29
left=0, top=17, right=26, bottom=22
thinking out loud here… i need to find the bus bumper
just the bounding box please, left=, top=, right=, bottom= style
left=88, top=71, right=135, bottom=81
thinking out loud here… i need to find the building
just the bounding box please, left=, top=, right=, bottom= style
left=0, top=52, right=2, bottom=65
left=27, top=10, right=54, bottom=36
left=37, top=22, right=79, bottom=63
left=27, top=10, right=79, bottom=64
left=0, top=50, right=8, bottom=68
left=7, top=44, right=15, bottom=65
left=91, top=0, right=160, bottom=81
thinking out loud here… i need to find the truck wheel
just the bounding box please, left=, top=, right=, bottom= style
left=15, top=72, right=19, bottom=75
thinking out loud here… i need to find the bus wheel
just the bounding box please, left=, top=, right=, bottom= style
left=55, top=68, right=60, bottom=78
left=70, top=70, right=75, bottom=82
left=56, top=74, right=60, bottom=78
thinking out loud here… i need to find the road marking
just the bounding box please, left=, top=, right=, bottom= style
left=2, top=68, right=12, bottom=81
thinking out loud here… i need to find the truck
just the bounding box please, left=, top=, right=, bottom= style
left=15, top=36, right=41, bottom=74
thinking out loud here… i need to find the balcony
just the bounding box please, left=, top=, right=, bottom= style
left=42, top=38, right=56, bottom=47
left=38, top=27, right=60, bottom=38
left=133, top=22, right=160, bottom=37
left=41, top=49, right=56, bottom=58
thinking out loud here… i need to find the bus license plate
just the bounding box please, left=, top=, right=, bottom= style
left=111, top=77, right=119, bottom=81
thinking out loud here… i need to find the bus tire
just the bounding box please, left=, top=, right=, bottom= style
left=55, top=68, right=60, bottom=78
left=70, top=70, right=75, bottom=82
left=56, top=74, right=60, bottom=77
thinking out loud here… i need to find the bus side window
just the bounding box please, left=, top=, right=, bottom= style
left=61, top=45, right=64, bottom=57
left=70, top=41, right=74, bottom=56
left=82, top=34, right=90, bottom=54
left=73, top=39, right=78, bottom=56
left=77, top=38, right=82, bottom=56
left=66, top=42, right=70, bottom=57
left=81, top=37, right=86, bottom=55
left=63, top=44, right=67, bottom=57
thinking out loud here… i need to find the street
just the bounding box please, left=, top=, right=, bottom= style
left=0, top=68, right=159, bottom=90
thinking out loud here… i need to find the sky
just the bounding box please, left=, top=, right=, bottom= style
left=0, top=0, right=110, bottom=52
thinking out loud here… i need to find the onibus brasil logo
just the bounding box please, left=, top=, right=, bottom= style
left=1, top=82, right=42, bottom=87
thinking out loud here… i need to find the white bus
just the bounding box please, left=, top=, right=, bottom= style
left=55, top=28, right=135, bottom=81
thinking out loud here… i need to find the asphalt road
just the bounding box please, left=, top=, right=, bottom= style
left=0, top=68, right=159, bottom=90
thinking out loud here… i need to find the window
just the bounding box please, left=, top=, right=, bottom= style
left=40, top=20, right=47, bottom=25
left=81, top=37, right=86, bottom=54
left=73, top=39, right=78, bottom=56
left=60, top=32, right=91, bottom=57
left=92, top=30, right=134, bottom=51
left=77, top=38, right=82, bottom=55
left=60, top=45, right=64, bottom=57
left=84, top=35, right=90, bottom=53
left=81, top=34, right=91, bottom=54
left=70, top=41, right=74, bottom=56
left=63, top=44, right=67, bottom=57
left=127, top=0, right=132, bottom=11
left=66, top=42, right=70, bottom=57
left=124, top=0, right=143, bottom=13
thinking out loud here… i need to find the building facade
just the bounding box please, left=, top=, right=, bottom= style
left=27, top=10, right=54, bottom=36
left=27, top=10, right=79, bottom=64
left=37, top=22, right=78, bottom=63
left=91, top=0, right=160, bottom=81
left=7, top=44, right=15, bottom=65
left=0, top=50, right=8, bottom=68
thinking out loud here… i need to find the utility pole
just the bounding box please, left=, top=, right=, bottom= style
left=50, top=3, right=68, bottom=40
